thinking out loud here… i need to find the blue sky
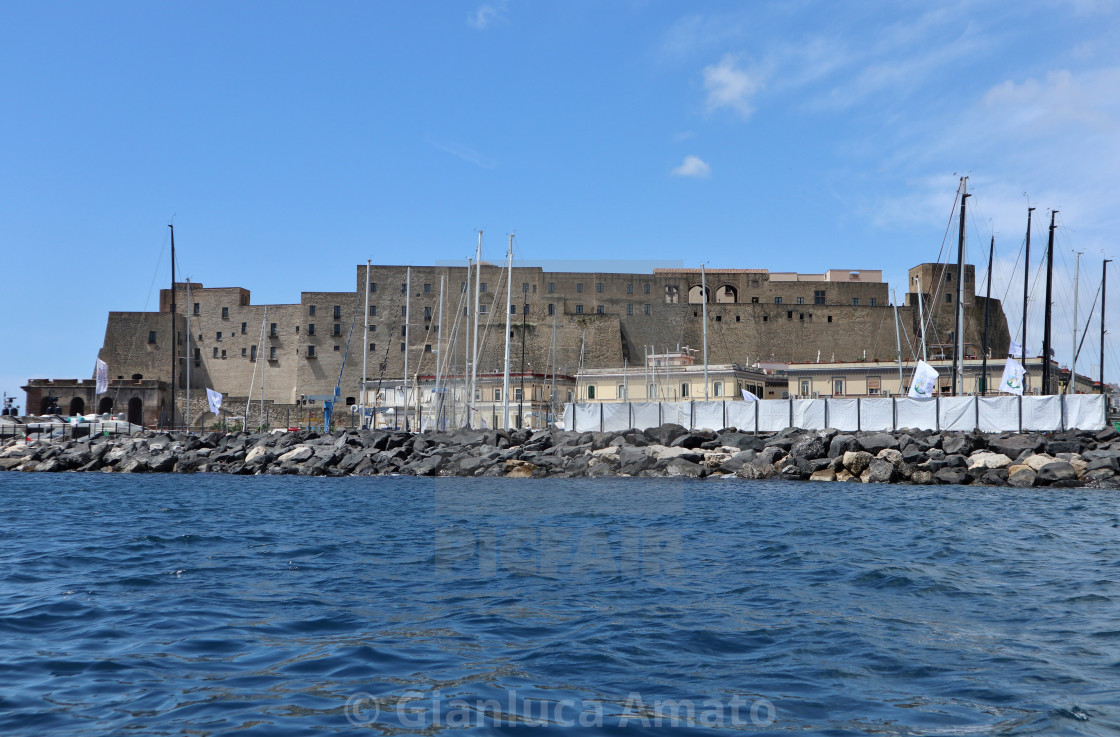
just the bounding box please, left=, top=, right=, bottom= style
left=3, top=0, right=1119, bottom=405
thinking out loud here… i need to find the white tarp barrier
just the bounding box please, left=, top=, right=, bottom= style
left=631, top=402, right=661, bottom=430
left=1022, top=395, right=1061, bottom=431
left=693, top=401, right=725, bottom=431
left=725, top=401, right=756, bottom=432
left=859, top=398, right=894, bottom=431
left=562, top=404, right=574, bottom=431
left=758, top=400, right=791, bottom=432
left=1064, top=394, right=1106, bottom=430
left=601, top=402, right=631, bottom=432
left=939, top=396, right=977, bottom=432
left=827, top=398, right=859, bottom=431
left=895, top=398, right=938, bottom=430
left=978, top=396, right=1019, bottom=433
left=792, top=399, right=826, bottom=430
left=574, top=403, right=601, bottom=432
left=662, top=401, right=691, bottom=428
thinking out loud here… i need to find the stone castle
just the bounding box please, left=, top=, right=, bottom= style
left=24, top=261, right=1009, bottom=427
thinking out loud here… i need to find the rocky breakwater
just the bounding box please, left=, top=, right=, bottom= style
left=1, top=423, right=1119, bottom=488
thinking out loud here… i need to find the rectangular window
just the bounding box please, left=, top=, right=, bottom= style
left=626, top=284, right=633, bottom=294
left=796, top=297, right=804, bottom=305
left=576, top=304, right=583, bottom=314
left=401, top=326, right=406, bottom=336
left=424, top=344, right=431, bottom=352
left=307, top=345, right=315, bottom=357
left=548, top=303, right=555, bottom=315
left=597, top=305, right=604, bottom=314
left=775, top=297, right=782, bottom=304
left=370, top=282, right=377, bottom=293
left=194, top=348, right=200, bottom=360
left=368, top=343, right=375, bottom=352
left=250, top=345, right=257, bottom=361
left=681, top=383, right=689, bottom=398
left=644, top=304, right=650, bottom=315
left=868, top=376, right=881, bottom=395
left=576, top=283, right=583, bottom=293
left=515, top=388, right=523, bottom=401
left=510, top=304, right=517, bottom=314
left=751, top=296, right=759, bottom=303
left=548, top=282, right=555, bottom=293
left=333, top=323, right=341, bottom=336
left=213, top=347, right=219, bottom=358
left=800, top=380, right=810, bottom=396
left=522, top=282, right=529, bottom=293
left=946, top=293, right=953, bottom=303
left=221, top=306, right=229, bottom=319
left=270, top=346, right=276, bottom=360
left=425, top=306, right=432, bottom=320
left=479, top=304, right=488, bottom=314
left=827, top=315, right=833, bottom=323
left=644, top=283, right=650, bottom=294
left=333, top=305, right=341, bottom=319
left=270, top=323, right=277, bottom=337
left=308, top=324, right=315, bottom=335
left=221, top=349, right=226, bottom=358
left=424, top=283, right=431, bottom=294
left=627, top=304, right=633, bottom=315
left=309, top=305, right=316, bottom=316
left=148, top=331, right=156, bottom=343
left=400, top=343, right=405, bottom=351
left=494, top=388, right=502, bottom=401
left=833, top=379, right=843, bottom=395
left=480, top=282, right=487, bottom=293
left=401, top=282, right=407, bottom=294
left=946, top=272, right=953, bottom=282
left=241, top=321, right=247, bottom=334
left=597, top=282, right=604, bottom=293
left=193, top=303, right=200, bottom=315
left=814, top=290, right=826, bottom=305
left=369, top=305, right=377, bottom=316
left=869, top=298, right=877, bottom=306
left=851, top=298, right=859, bottom=305
left=216, top=331, right=222, bottom=341
left=368, top=324, right=376, bottom=331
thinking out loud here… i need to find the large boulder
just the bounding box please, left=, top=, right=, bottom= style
left=809, top=468, right=836, bottom=482
left=857, top=433, right=898, bottom=455
left=842, top=450, right=873, bottom=476
left=790, top=435, right=827, bottom=460
left=1037, top=462, right=1077, bottom=483
left=828, top=434, right=860, bottom=458
left=646, top=423, right=689, bottom=447
left=1022, top=454, right=1056, bottom=472
left=618, top=446, right=652, bottom=475
left=866, top=458, right=896, bottom=483
left=987, top=435, right=1043, bottom=459
left=277, top=445, right=314, bottom=464
left=941, top=435, right=973, bottom=456
left=1007, top=465, right=1038, bottom=488
left=718, top=450, right=756, bottom=474
left=663, top=458, right=705, bottom=478
left=967, top=452, right=1013, bottom=470
left=934, top=468, right=968, bottom=485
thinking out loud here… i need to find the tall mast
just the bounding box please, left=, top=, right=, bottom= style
left=550, top=311, right=557, bottom=422
left=981, top=235, right=994, bottom=395
left=404, top=265, right=411, bottom=430
left=1103, top=260, right=1111, bottom=394
left=471, top=232, right=482, bottom=427
left=519, top=285, right=527, bottom=428
left=892, top=289, right=904, bottom=392
left=916, top=276, right=928, bottom=361
left=261, top=305, right=267, bottom=428
left=169, top=223, right=177, bottom=429
left=1042, top=210, right=1057, bottom=394
left=464, top=257, right=472, bottom=427
left=435, top=274, right=445, bottom=430
left=185, top=278, right=191, bottom=431
left=1023, top=207, right=1034, bottom=366
left=502, top=234, right=513, bottom=430
left=1070, top=250, right=1083, bottom=393
left=701, top=263, right=709, bottom=401
left=953, top=177, right=969, bottom=395
left=362, top=260, right=371, bottom=427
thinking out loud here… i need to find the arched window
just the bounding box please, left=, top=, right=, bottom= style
left=587, top=385, right=596, bottom=400
left=688, top=285, right=710, bottom=304
left=715, top=285, right=737, bottom=303
left=713, top=382, right=722, bottom=397
left=69, top=397, right=85, bottom=416
left=98, top=397, right=114, bottom=415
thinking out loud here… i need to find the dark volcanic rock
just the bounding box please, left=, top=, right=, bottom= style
left=858, top=433, right=898, bottom=454
left=828, top=434, right=860, bottom=458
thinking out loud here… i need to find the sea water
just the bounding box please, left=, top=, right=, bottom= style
left=1, top=474, right=1118, bottom=735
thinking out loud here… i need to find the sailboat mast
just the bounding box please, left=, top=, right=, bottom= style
left=550, top=312, right=557, bottom=423
left=261, top=306, right=267, bottom=428
left=982, top=235, right=993, bottom=395
left=892, top=289, right=903, bottom=391
left=1042, top=211, right=1058, bottom=394
left=464, top=257, right=472, bottom=427
left=916, top=276, right=928, bottom=361
left=1102, top=260, right=1111, bottom=394
left=519, top=287, right=526, bottom=428
left=502, top=235, right=513, bottom=430
left=1023, top=207, right=1034, bottom=366
left=169, top=223, right=177, bottom=429
left=1070, top=250, right=1082, bottom=393
left=953, top=177, right=969, bottom=396
left=404, top=265, right=411, bottom=430
left=185, top=278, right=191, bottom=431
left=471, top=232, right=482, bottom=427
left=701, top=263, right=709, bottom=402
left=361, top=260, right=370, bottom=428
left=435, top=274, right=445, bottom=430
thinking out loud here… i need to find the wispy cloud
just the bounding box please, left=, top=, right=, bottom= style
left=702, top=55, right=761, bottom=119
left=430, top=141, right=497, bottom=169
left=468, top=1, right=508, bottom=30
left=671, top=155, right=711, bottom=178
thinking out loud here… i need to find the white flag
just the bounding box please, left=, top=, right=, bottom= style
left=1008, top=340, right=1022, bottom=357
left=998, top=358, right=1026, bottom=395
left=206, top=388, right=223, bottom=415
left=908, top=360, right=939, bottom=399
left=741, top=389, right=760, bottom=401
left=95, top=359, right=109, bottom=395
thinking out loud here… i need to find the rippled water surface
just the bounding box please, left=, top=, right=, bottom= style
left=1, top=474, right=1119, bottom=735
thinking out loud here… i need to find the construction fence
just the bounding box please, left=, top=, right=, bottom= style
left=563, top=394, right=1108, bottom=434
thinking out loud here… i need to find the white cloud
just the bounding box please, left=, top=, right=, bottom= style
left=430, top=141, right=496, bottom=169
left=702, top=54, right=761, bottom=119
left=468, top=1, right=508, bottom=30
left=671, top=155, right=711, bottom=178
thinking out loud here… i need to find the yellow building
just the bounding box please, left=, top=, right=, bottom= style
left=574, top=350, right=785, bottom=403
